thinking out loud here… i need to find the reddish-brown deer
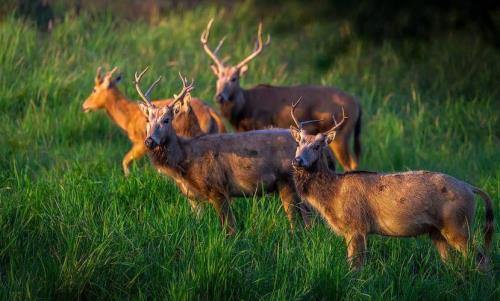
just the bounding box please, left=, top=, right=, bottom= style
left=82, top=66, right=226, bottom=176
left=135, top=68, right=337, bottom=233
left=289, top=101, right=495, bottom=270
left=201, top=19, right=362, bottom=171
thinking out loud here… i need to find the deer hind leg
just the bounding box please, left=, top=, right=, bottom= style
left=345, top=233, right=367, bottom=270
left=330, top=140, right=356, bottom=171
left=209, top=198, right=236, bottom=236
left=430, top=229, right=450, bottom=262
left=122, top=143, right=147, bottom=176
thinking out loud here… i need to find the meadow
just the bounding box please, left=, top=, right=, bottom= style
left=0, top=3, right=499, bottom=300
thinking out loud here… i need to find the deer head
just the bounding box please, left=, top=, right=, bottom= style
left=134, top=67, right=193, bottom=149
left=82, top=66, right=123, bottom=112
left=290, top=98, right=347, bottom=170
left=201, top=19, right=270, bottom=105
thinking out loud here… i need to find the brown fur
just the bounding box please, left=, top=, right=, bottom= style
left=82, top=67, right=226, bottom=175
left=201, top=20, right=362, bottom=171
left=291, top=129, right=495, bottom=270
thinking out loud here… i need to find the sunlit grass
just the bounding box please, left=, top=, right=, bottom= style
left=0, top=4, right=499, bottom=300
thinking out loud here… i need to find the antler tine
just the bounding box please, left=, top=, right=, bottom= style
left=200, top=18, right=224, bottom=70
left=133, top=66, right=161, bottom=106
left=213, top=36, right=227, bottom=54
left=172, top=72, right=194, bottom=105
left=290, top=97, right=302, bottom=128
left=330, top=107, right=348, bottom=131
left=237, top=21, right=271, bottom=69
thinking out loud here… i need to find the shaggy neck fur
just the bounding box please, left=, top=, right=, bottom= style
left=224, top=89, right=246, bottom=128
left=293, top=154, right=338, bottom=200
left=148, top=135, right=187, bottom=174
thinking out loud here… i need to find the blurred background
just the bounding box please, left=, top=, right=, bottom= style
left=3, top=0, right=499, bottom=47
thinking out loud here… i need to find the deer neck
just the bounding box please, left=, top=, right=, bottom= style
left=293, top=158, right=338, bottom=199
left=103, top=89, right=132, bottom=132
left=149, top=135, right=187, bottom=174
left=226, top=89, right=247, bottom=128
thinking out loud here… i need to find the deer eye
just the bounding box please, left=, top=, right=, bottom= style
left=313, top=144, right=320, bottom=150
left=163, top=118, right=169, bottom=124
left=230, top=77, right=237, bottom=82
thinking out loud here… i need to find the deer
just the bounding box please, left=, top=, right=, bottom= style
left=201, top=19, right=363, bottom=171
left=134, top=68, right=338, bottom=234
left=289, top=100, right=495, bottom=271
left=82, top=66, right=226, bottom=176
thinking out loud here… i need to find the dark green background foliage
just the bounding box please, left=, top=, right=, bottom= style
left=0, top=2, right=499, bottom=300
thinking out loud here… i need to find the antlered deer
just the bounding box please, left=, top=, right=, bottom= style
left=201, top=19, right=362, bottom=171
left=82, top=66, right=225, bottom=175
left=134, top=68, right=336, bottom=234
left=289, top=100, right=495, bottom=270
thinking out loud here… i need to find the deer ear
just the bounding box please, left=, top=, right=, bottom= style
left=238, top=65, right=249, bottom=76
left=290, top=126, right=301, bottom=142
left=138, top=103, right=149, bottom=117
left=325, top=130, right=337, bottom=145
left=210, top=65, right=219, bottom=76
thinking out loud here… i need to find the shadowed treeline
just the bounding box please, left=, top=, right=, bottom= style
left=4, top=0, right=500, bottom=47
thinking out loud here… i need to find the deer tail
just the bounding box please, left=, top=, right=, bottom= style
left=472, top=187, right=495, bottom=253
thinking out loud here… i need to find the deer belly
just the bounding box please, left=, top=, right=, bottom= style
left=372, top=213, right=434, bottom=237
left=230, top=173, right=278, bottom=196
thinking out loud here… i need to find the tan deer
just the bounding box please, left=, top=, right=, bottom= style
left=82, top=66, right=226, bottom=176
left=201, top=19, right=362, bottom=171
left=134, top=68, right=338, bottom=234
left=289, top=100, right=495, bottom=270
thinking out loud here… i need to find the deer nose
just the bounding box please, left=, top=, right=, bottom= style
left=145, top=137, right=157, bottom=149
left=215, top=94, right=224, bottom=103
left=292, top=157, right=304, bottom=167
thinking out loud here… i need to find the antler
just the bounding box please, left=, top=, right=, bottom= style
left=133, top=66, right=162, bottom=107
left=106, top=66, right=118, bottom=78
left=201, top=18, right=225, bottom=71
left=236, top=22, right=271, bottom=69
left=328, top=107, right=348, bottom=132
left=291, top=97, right=322, bottom=129
left=172, top=72, right=194, bottom=106
left=291, top=97, right=302, bottom=128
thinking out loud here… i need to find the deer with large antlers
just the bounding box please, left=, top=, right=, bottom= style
left=82, top=66, right=226, bottom=176
left=135, top=68, right=337, bottom=233
left=201, top=19, right=362, bottom=171
left=289, top=101, right=495, bottom=270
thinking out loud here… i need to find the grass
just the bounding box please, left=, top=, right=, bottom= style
left=1, top=3, right=499, bottom=300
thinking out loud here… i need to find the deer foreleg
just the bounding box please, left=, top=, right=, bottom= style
left=210, top=198, right=236, bottom=235
left=122, top=143, right=147, bottom=176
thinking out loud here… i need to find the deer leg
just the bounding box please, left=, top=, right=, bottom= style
left=122, top=143, right=147, bottom=176
left=330, top=140, right=355, bottom=172
left=345, top=233, right=367, bottom=270
left=188, top=198, right=205, bottom=219
left=278, top=183, right=304, bottom=231
left=430, top=229, right=450, bottom=262
left=210, top=198, right=236, bottom=235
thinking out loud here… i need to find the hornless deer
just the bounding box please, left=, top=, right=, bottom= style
left=135, top=68, right=337, bottom=234
left=82, top=66, right=226, bottom=176
left=289, top=100, right=495, bottom=270
left=201, top=19, right=362, bottom=171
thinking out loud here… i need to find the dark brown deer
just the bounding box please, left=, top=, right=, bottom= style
left=289, top=101, right=495, bottom=270
left=201, top=19, right=362, bottom=171
left=134, top=68, right=338, bottom=233
left=82, top=66, right=226, bottom=176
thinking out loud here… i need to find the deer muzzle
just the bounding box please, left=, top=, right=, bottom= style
left=292, top=157, right=305, bottom=168
left=145, top=137, right=158, bottom=149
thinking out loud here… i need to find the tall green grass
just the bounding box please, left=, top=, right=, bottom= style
left=0, top=4, right=499, bottom=300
